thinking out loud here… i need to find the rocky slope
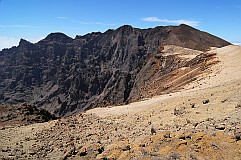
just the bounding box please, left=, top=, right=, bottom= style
left=0, top=104, right=57, bottom=127
left=0, top=45, right=240, bottom=160
left=0, top=24, right=230, bottom=116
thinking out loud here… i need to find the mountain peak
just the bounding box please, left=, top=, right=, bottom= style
left=18, top=38, right=34, bottom=49
left=117, top=25, right=134, bottom=31
left=43, top=32, right=73, bottom=43
left=179, top=23, right=192, bottom=27
left=19, top=38, right=30, bottom=45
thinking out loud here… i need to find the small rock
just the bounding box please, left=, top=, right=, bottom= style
left=28, top=150, right=36, bottom=155
left=1, top=148, right=11, bottom=152
left=235, top=126, right=241, bottom=141
left=48, top=141, right=53, bottom=146
left=151, top=127, right=156, bottom=135
left=215, top=124, right=225, bottom=130
left=186, top=119, right=191, bottom=123
left=174, top=107, right=185, bottom=115
left=202, top=99, right=210, bottom=104
left=221, top=99, right=228, bottom=103
left=235, top=102, right=241, bottom=108
left=235, top=132, right=241, bottom=141
left=190, top=103, right=196, bottom=108
left=163, top=131, right=171, bottom=138
left=121, top=145, right=131, bottom=151
left=69, top=124, right=75, bottom=128
left=177, top=140, right=188, bottom=146
left=0, top=126, right=5, bottom=130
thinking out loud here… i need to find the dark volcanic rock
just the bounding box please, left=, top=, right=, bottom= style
left=164, top=24, right=229, bottom=51
left=0, top=104, right=57, bottom=126
left=0, top=24, right=230, bottom=116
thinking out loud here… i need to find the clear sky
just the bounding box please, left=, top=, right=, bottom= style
left=0, top=0, right=241, bottom=50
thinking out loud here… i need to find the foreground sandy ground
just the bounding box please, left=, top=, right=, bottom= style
left=1, top=45, right=241, bottom=159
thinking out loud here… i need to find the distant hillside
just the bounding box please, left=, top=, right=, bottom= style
left=0, top=24, right=230, bottom=116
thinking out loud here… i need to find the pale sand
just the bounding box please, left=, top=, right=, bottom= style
left=87, top=45, right=241, bottom=124
left=186, top=45, right=241, bottom=89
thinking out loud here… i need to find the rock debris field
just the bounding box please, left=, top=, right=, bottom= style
left=1, top=45, right=241, bottom=159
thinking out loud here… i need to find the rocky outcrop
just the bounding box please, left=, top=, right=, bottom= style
left=0, top=24, right=230, bottom=116
left=0, top=104, right=57, bottom=127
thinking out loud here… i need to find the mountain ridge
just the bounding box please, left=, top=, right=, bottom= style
left=0, top=24, right=231, bottom=116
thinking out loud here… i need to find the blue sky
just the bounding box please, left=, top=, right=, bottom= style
left=0, top=0, right=241, bottom=50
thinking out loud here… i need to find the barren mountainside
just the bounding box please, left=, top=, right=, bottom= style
left=1, top=24, right=241, bottom=159
left=0, top=24, right=230, bottom=116
left=1, top=44, right=241, bottom=159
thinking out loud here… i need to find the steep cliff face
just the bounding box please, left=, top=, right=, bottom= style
left=0, top=24, right=230, bottom=116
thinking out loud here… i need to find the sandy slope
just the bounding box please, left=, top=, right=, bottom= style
left=87, top=45, right=241, bottom=119
left=84, top=45, right=241, bottom=158
left=185, top=45, right=241, bottom=89
left=1, top=45, right=241, bottom=159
